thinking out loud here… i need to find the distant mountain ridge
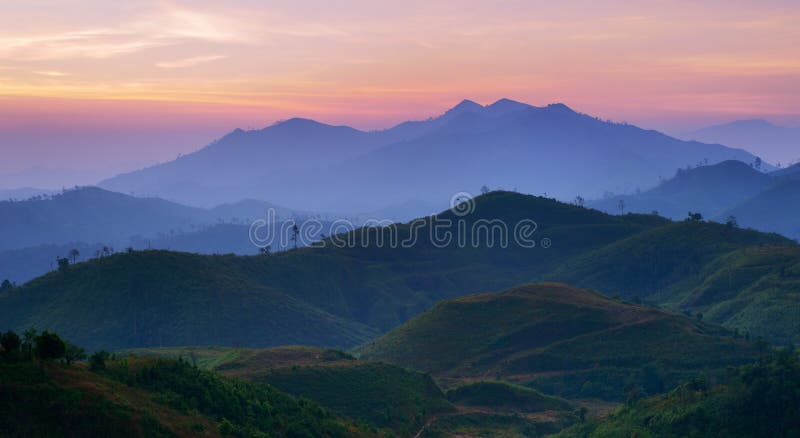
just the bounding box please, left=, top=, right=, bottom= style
left=589, top=160, right=800, bottom=239
left=99, top=98, right=761, bottom=211
left=2, top=191, right=796, bottom=351
left=681, top=118, right=800, bottom=165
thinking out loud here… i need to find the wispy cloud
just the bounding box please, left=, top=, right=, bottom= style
left=0, top=7, right=254, bottom=61
left=156, top=54, right=226, bottom=69
left=33, top=70, right=69, bottom=77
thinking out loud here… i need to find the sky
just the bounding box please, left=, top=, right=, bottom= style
left=1, top=0, right=799, bottom=185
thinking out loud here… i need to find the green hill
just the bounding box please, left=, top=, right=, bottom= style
left=0, top=251, right=378, bottom=351
left=546, top=222, right=799, bottom=344
left=446, top=381, right=573, bottom=413
left=0, top=356, right=371, bottom=437
left=0, top=192, right=664, bottom=350
left=358, top=283, right=761, bottom=401
left=2, top=191, right=795, bottom=351
left=557, top=351, right=800, bottom=438
left=121, top=346, right=454, bottom=436
left=221, top=350, right=454, bottom=436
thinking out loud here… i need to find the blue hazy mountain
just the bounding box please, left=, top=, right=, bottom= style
left=99, top=99, right=760, bottom=212
left=589, top=160, right=774, bottom=220
left=590, top=160, right=800, bottom=240
left=772, top=162, right=800, bottom=180
left=0, top=187, right=54, bottom=201
left=0, top=186, right=323, bottom=252
left=681, top=119, right=800, bottom=165
left=720, top=179, right=800, bottom=240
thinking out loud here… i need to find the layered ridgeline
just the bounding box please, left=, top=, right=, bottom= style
left=357, top=283, right=761, bottom=400
left=0, top=186, right=320, bottom=252
left=590, top=160, right=800, bottom=239
left=0, top=186, right=336, bottom=284
left=681, top=118, right=800, bottom=165
left=99, top=99, right=760, bottom=211
left=1, top=191, right=796, bottom=351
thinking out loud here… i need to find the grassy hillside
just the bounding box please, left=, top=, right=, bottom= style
left=0, top=361, right=215, bottom=437
left=122, top=346, right=455, bottom=436
left=446, top=381, right=573, bottom=413
left=3, top=191, right=795, bottom=351
left=1, top=357, right=371, bottom=437
left=557, top=351, right=800, bottom=438
left=358, top=283, right=761, bottom=401
left=546, top=222, right=799, bottom=344
left=0, top=251, right=378, bottom=351
left=1, top=192, right=664, bottom=350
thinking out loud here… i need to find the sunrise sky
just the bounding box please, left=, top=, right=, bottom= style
left=1, top=0, right=799, bottom=183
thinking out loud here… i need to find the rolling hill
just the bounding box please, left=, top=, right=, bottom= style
left=0, top=251, right=378, bottom=351
left=546, top=222, right=799, bottom=344
left=2, top=191, right=796, bottom=352
left=98, top=99, right=760, bottom=211
left=213, top=347, right=455, bottom=436
left=557, top=351, right=800, bottom=438
left=0, top=355, right=372, bottom=437
left=357, top=283, right=761, bottom=400
left=121, top=345, right=578, bottom=437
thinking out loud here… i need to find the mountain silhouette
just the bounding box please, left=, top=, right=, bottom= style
left=682, top=119, right=800, bottom=165
left=99, top=99, right=761, bottom=212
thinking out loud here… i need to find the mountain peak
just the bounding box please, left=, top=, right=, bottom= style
left=544, top=102, right=576, bottom=114
left=443, top=99, right=484, bottom=118
left=486, top=98, right=530, bottom=115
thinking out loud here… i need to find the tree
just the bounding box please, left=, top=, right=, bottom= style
left=577, top=406, right=588, bottom=422
left=574, top=196, right=585, bottom=207
left=35, top=331, right=66, bottom=360
left=726, top=215, right=739, bottom=228
left=259, top=245, right=272, bottom=255
left=480, top=185, right=490, bottom=195
left=617, top=199, right=625, bottom=215
left=0, top=279, right=13, bottom=292
left=1, top=331, right=21, bottom=360
left=291, top=224, right=300, bottom=250
left=89, top=350, right=110, bottom=371
left=686, top=211, right=703, bottom=222
left=68, top=248, right=80, bottom=264
left=753, top=157, right=762, bottom=170
left=64, top=342, right=87, bottom=364
left=56, top=257, right=70, bottom=271
left=22, top=328, right=37, bottom=359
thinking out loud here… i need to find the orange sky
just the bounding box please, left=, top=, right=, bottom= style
left=1, top=0, right=799, bottom=176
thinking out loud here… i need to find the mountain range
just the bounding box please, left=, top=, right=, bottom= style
left=2, top=191, right=796, bottom=352
left=681, top=119, right=800, bottom=165
left=98, top=99, right=761, bottom=212
left=590, top=160, right=800, bottom=239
